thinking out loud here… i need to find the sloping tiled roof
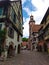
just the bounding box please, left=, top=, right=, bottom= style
left=32, top=25, right=42, bottom=32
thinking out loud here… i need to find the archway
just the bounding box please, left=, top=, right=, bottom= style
left=7, top=41, right=14, bottom=57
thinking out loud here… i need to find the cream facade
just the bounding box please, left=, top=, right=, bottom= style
left=0, top=0, right=23, bottom=56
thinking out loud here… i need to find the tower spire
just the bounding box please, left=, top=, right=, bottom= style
left=29, top=15, right=35, bottom=25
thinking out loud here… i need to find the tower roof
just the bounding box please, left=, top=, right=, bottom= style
left=30, top=15, right=33, bottom=18
left=29, top=15, right=35, bottom=23
left=32, top=25, right=42, bottom=32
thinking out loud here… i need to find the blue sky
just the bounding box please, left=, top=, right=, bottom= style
left=22, top=0, right=49, bottom=38
left=22, top=0, right=37, bottom=19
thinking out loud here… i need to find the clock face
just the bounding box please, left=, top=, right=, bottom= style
left=30, top=22, right=32, bottom=25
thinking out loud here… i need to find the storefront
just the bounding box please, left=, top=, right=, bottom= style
left=37, top=41, right=44, bottom=52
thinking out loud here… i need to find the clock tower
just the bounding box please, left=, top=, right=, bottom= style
left=28, top=15, right=35, bottom=50
left=29, top=15, right=35, bottom=26
left=29, top=15, right=35, bottom=37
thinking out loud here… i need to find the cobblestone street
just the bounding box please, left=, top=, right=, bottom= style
left=0, top=50, right=49, bottom=65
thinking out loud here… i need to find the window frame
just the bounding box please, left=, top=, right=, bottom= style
left=8, top=27, right=14, bottom=38
left=17, top=33, right=19, bottom=42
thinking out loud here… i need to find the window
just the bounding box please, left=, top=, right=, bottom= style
left=11, top=9, right=14, bottom=20
left=13, top=13, right=16, bottom=23
left=0, top=7, right=6, bottom=15
left=3, top=7, right=7, bottom=15
left=0, top=8, right=3, bottom=15
left=19, top=22, right=21, bottom=30
left=17, top=33, right=19, bottom=42
left=11, top=9, right=16, bottom=23
left=8, top=27, right=14, bottom=38
left=18, top=10, right=20, bottom=21
left=0, top=24, right=2, bottom=30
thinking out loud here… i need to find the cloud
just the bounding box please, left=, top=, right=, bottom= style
left=23, top=0, right=37, bottom=11
left=31, top=0, right=49, bottom=9
left=31, top=0, right=49, bottom=24
left=22, top=0, right=49, bottom=37
left=23, top=7, right=31, bottom=16
left=22, top=0, right=26, bottom=4
left=23, top=17, right=30, bottom=38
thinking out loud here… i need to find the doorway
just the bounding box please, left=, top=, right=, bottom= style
left=17, top=44, right=20, bottom=54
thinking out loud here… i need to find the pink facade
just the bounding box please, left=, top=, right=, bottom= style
left=22, top=41, right=28, bottom=46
